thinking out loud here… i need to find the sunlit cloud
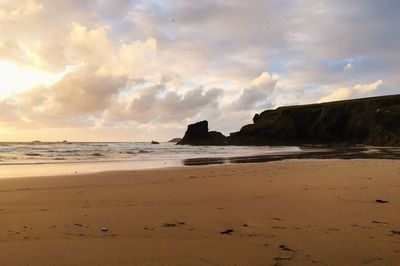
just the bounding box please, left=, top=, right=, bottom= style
left=0, top=0, right=42, bottom=22
left=318, top=80, right=384, bottom=103
left=0, top=60, right=68, bottom=98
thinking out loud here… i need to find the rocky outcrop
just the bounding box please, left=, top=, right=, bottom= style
left=229, top=94, right=400, bottom=146
left=178, top=94, right=400, bottom=146
left=177, top=121, right=227, bottom=145
left=168, top=138, right=182, bottom=143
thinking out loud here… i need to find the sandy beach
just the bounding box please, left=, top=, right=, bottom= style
left=1, top=159, right=400, bottom=265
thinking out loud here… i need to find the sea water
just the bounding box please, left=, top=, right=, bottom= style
left=0, top=142, right=302, bottom=178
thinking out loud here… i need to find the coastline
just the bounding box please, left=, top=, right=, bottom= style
left=1, top=159, right=400, bottom=265
left=0, top=159, right=184, bottom=179
left=1, top=145, right=399, bottom=178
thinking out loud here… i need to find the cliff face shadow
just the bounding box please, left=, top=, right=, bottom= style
left=182, top=147, right=400, bottom=166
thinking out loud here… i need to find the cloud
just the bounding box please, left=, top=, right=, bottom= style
left=318, top=88, right=352, bottom=103
left=0, top=0, right=42, bottom=22
left=354, top=79, right=383, bottom=94
left=62, top=22, right=159, bottom=79
left=318, top=79, right=383, bottom=103
left=0, top=16, right=161, bottom=127
left=8, top=69, right=125, bottom=124
left=110, top=84, right=223, bottom=123
left=1, top=70, right=224, bottom=130
left=228, top=72, right=278, bottom=111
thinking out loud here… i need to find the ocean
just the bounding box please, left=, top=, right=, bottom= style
left=0, top=142, right=302, bottom=177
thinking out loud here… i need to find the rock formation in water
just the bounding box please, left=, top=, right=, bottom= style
left=168, top=138, right=182, bottom=143
left=177, top=94, right=400, bottom=146
left=177, top=120, right=227, bottom=145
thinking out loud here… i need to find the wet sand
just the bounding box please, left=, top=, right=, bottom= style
left=0, top=159, right=400, bottom=265
left=183, top=146, right=400, bottom=165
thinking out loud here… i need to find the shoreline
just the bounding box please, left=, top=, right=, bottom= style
left=1, top=146, right=399, bottom=178
left=1, top=157, right=398, bottom=179
left=0, top=159, right=400, bottom=265
left=0, top=158, right=367, bottom=180
left=0, top=159, right=183, bottom=179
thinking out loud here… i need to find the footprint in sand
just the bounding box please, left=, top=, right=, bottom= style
left=371, top=220, right=387, bottom=225
left=272, top=226, right=286, bottom=229
left=362, top=257, right=383, bottom=264
left=273, top=245, right=295, bottom=266
left=162, top=220, right=186, bottom=228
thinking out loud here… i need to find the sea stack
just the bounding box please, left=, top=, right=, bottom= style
left=177, top=120, right=227, bottom=145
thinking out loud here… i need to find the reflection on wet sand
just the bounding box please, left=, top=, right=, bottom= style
left=183, top=146, right=400, bottom=165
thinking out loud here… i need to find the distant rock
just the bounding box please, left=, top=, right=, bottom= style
left=177, top=120, right=227, bottom=145
left=168, top=138, right=182, bottom=143
left=178, top=94, right=400, bottom=146
left=151, top=141, right=160, bottom=144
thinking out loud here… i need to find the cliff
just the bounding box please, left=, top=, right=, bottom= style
left=178, top=94, right=400, bottom=146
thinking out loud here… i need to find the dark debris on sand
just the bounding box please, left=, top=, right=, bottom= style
left=220, top=229, right=234, bottom=235
left=375, top=199, right=389, bottom=203
left=391, top=230, right=400, bottom=235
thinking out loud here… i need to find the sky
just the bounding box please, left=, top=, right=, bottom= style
left=0, top=0, right=399, bottom=141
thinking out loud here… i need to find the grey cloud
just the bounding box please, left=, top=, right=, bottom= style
left=50, top=70, right=128, bottom=115
left=122, top=85, right=223, bottom=123
left=228, top=73, right=278, bottom=111
left=229, top=86, right=273, bottom=111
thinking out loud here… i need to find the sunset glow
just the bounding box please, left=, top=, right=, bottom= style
left=0, top=60, right=61, bottom=97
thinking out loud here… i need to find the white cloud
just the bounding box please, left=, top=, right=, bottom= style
left=319, top=79, right=383, bottom=103
left=250, top=72, right=278, bottom=88
left=354, top=79, right=383, bottom=94
left=318, top=88, right=352, bottom=103
left=0, top=0, right=42, bottom=22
